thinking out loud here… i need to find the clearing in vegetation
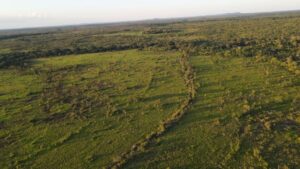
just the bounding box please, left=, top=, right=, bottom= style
left=0, top=50, right=188, bottom=169
left=124, top=55, right=300, bottom=169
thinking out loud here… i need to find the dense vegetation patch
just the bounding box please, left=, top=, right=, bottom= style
left=1, top=13, right=300, bottom=68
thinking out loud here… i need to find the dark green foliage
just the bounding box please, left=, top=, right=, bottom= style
left=1, top=12, right=300, bottom=68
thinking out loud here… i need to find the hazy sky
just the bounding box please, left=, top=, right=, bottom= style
left=0, top=0, right=299, bottom=29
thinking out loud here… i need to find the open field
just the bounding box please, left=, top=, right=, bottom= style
left=0, top=50, right=188, bottom=168
left=0, top=11, right=299, bottom=169
left=125, top=55, right=300, bottom=169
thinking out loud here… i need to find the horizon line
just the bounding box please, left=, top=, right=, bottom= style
left=0, top=9, right=299, bottom=32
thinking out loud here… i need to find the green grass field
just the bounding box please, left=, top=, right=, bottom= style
left=0, top=50, right=188, bottom=169
left=1, top=51, right=299, bottom=169
left=124, top=55, right=300, bottom=169
left=0, top=13, right=300, bottom=168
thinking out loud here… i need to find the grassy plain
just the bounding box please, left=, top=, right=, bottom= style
left=125, top=55, right=300, bottom=169
left=0, top=12, right=300, bottom=169
left=0, top=50, right=188, bottom=169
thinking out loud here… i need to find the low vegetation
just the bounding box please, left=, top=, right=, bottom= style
left=124, top=55, right=299, bottom=169
left=0, top=11, right=299, bottom=169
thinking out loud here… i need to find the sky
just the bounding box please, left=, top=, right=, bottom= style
left=0, top=0, right=299, bottom=29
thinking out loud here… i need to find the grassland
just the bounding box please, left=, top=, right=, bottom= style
left=124, top=55, right=300, bottom=169
left=0, top=50, right=188, bottom=169
left=0, top=12, right=300, bottom=169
